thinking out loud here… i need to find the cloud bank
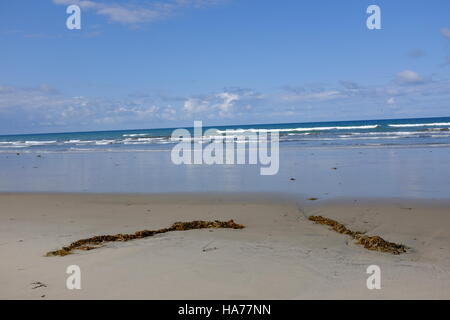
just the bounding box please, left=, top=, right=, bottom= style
left=1, top=68, right=450, bottom=134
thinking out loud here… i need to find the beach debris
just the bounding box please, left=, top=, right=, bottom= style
left=30, top=282, right=47, bottom=289
left=308, top=215, right=407, bottom=255
left=46, top=220, right=244, bottom=257
left=202, top=240, right=218, bottom=252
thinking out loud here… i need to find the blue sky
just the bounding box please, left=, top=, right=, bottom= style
left=1, top=0, right=450, bottom=134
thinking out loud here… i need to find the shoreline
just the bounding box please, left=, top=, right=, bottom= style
left=2, top=146, right=450, bottom=200
left=2, top=191, right=450, bottom=205
left=1, top=192, right=449, bottom=299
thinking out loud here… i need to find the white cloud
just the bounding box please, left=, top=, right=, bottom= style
left=161, top=105, right=177, bottom=120
left=281, top=90, right=345, bottom=102
left=215, top=92, right=239, bottom=116
left=183, top=92, right=238, bottom=116
left=0, top=84, right=181, bottom=132
left=340, top=81, right=360, bottom=90
left=183, top=97, right=211, bottom=113
left=182, top=89, right=259, bottom=118
left=441, top=27, right=450, bottom=39
left=2, top=74, right=450, bottom=134
left=37, top=84, right=61, bottom=94
left=53, top=0, right=226, bottom=25
left=396, top=70, right=425, bottom=85
left=445, top=55, right=450, bottom=66
left=387, top=97, right=396, bottom=105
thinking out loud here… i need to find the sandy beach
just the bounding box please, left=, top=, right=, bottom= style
left=3, top=0, right=450, bottom=305
left=1, top=192, right=449, bottom=299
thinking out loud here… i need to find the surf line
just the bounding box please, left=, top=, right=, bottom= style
left=170, top=121, right=280, bottom=175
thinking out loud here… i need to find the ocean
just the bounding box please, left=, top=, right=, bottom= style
left=1, top=116, right=450, bottom=153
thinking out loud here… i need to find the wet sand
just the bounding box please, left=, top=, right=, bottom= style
left=1, top=146, right=450, bottom=199
left=1, top=193, right=449, bottom=299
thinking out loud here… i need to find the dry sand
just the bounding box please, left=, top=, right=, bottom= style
left=0, top=193, right=449, bottom=299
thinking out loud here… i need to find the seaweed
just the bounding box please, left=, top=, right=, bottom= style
left=308, top=215, right=407, bottom=255
left=46, top=220, right=244, bottom=257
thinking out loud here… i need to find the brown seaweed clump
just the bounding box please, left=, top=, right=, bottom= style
left=46, top=220, right=244, bottom=257
left=308, top=215, right=407, bottom=255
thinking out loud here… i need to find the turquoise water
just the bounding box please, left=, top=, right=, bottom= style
left=1, top=117, right=450, bottom=152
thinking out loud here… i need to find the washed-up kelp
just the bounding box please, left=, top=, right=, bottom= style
left=46, top=220, right=244, bottom=257
left=308, top=215, right=407, bottom=255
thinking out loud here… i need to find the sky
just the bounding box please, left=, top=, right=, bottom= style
left=1, top=0, right=450, bottom=134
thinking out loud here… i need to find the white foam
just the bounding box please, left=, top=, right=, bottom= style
left=123, top=133, right=151, bottom=137
left=388, top=122, right=450, bottom=128
left=0, top=145, right=27, bottom=148
left=216, top=125, right=379, bottom=134
left=431, top=135, right=450, bottom=138
left=24, top=140, right=57, bottom=145
left=349, top=131, right=424, bottom=136
left=95, top=140, right=116, bottom=145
